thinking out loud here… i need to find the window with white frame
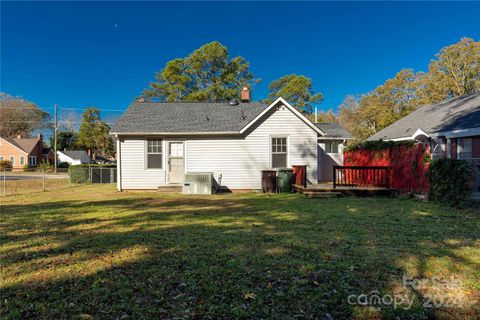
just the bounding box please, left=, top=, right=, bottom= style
left=29, top=156, right=37, bottom=166
left=20, top=156, right=25, bottom=166
left=325, top=141, right=341, bottom=154
left=0, top=156, right=4, bottom=161
left=147, top=139, right=163, bottom=169
left=457, top=138, right=472, bottom=159
left=271, top=137, right=287, bottom=168
left=10, top=156, right=15, bottom=166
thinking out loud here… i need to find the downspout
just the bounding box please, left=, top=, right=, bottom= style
left=116, top=134, right=122, bottom=191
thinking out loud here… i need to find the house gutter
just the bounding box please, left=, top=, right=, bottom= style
left=430, top=127, right=480, bottom=139
left=317, top=136, right=355, bottom=140
left=109, top=131, right=240, bottom=136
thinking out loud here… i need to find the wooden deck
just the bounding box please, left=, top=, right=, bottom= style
left=294, top=183, right=393, bottom=197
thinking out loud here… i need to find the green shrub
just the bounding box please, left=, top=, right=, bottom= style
left=429, top=159, right=472, bottom=207
left=23, top=164, right=33, bottom=172
left=0, top=160, right=12, bottom=171
left=69, top=165, right=90, bottom=184
left=58, top=162, right=70, bottom=168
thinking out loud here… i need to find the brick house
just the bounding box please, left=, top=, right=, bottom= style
left=368, top=92, right=480, bottom=191
left=0, top=134, right=53, bottom=171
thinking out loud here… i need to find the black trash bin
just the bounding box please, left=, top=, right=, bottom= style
left=277, top=168, right=294, bottom=193
left=262, top=170, right=277, bottom=193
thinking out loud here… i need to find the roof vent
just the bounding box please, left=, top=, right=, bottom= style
left=229, top=99, right=240, bottom=106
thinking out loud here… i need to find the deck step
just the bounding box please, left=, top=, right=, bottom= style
left=305, top=191, right=342, bottom=198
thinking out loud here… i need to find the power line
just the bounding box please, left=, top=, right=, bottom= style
left=0, top=106, right=125, bottom=112
left=60, top=107, right=125, bottom=112
left=0, top=121, right=118, bottom=125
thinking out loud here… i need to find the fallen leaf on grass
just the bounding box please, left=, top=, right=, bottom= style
left=244, top=292, right=256, bottom=300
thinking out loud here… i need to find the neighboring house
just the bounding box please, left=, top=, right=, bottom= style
left=316, top=123, right=354, bottom=181
left=111, top=88, right=352, bottom=191
left=0, top=134, right=51, bottom=171
left=368, top=91, right=480, bottom=190
left=42, top=147, right=55, bottom=165
left=57, top=150, right=91, bottom=165
left=93, top=154, right=116, bottom=165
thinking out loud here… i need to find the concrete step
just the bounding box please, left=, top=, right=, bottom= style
left=157, top=186, right=182, bottom=193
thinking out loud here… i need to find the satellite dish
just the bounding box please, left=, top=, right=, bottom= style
left=229, top=99, right=240, bottom=106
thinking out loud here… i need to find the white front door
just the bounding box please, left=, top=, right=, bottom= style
left=168, top=142, right=184, bottom=184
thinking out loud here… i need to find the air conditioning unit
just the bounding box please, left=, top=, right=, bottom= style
left=183, top=172, right=213, bottom=195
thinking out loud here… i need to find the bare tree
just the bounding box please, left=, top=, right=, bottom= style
left=0, top=92, right=50, bottom=138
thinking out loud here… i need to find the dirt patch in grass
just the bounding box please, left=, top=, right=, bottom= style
left=1, top=185, right=479, bottom=319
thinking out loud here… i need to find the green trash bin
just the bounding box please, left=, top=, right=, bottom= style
left=276, top=168, right=294, bottom=193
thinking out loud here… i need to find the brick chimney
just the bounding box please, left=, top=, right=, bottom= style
left=241, top=86, right=250, bottom=103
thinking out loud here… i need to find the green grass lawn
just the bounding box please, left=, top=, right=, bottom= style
left=1, top=185, right=479, bottom=319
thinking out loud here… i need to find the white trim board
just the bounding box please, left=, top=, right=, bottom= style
left=431, top=127, right=480, bottom=139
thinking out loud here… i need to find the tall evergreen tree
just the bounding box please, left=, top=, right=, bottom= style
left=76, top=108, right=114, bottom=157
left=143, top=41, right=257, bottom=102
left=265, top=74, right=323, bottom=113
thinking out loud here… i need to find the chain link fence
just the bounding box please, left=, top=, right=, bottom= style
left=1, top=166, right=116, bottom=197
left=460, top=159, right=480, bottom=211
left=1, top=168, right=71, bottom=197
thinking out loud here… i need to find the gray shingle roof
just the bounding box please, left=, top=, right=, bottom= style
left=4, top=137, right=42, bottom=154
left=368, top=92, right=480, bottom=141
left=111, top=101, right=268, bottom=134
left=60, top=150, right=88, bottom=160
left=315, top=123, right=353, bottom=138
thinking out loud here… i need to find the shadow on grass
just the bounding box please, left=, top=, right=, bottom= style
left=1, top=193, right=479, bottom=319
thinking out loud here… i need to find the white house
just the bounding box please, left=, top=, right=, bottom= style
left=111, top=89, right=353, bottom=191
left=57, top=150, right=91, bottom=165
left=315, top=123, right=353, bottom=181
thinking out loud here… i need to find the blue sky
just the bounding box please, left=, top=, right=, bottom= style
left=1, top=1, right=479, bottom=117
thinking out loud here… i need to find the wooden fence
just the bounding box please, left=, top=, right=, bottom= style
left=333, top=166, right=393, bottom=189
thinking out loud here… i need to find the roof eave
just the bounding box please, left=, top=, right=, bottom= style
left=318, top=136, right=355, bottom=140
left=111, top=131, right=241, bottom=136
left=430, top=126, right=480, bottom=139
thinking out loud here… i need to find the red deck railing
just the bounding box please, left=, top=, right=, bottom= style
left=333, top=166, right=393, bottom=189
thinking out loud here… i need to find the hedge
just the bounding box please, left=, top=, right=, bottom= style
left=0, top=160, right=12, bottom=171
left=344, top=140, right=415, bottom=152
left=69, top=164, right=116, bottom=184
left=429, top=159, right=472, bottom=207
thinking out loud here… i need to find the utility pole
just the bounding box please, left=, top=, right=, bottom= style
left=54, top=104, right=58, bottom=174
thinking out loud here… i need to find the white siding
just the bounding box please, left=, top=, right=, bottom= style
left=118, top=103, right=318, bottom=190
left=186, top=105, right=317, bottom=189
left=317, top=141, right=344, bottom=182
left=119, top=139, right=166, bottom=189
